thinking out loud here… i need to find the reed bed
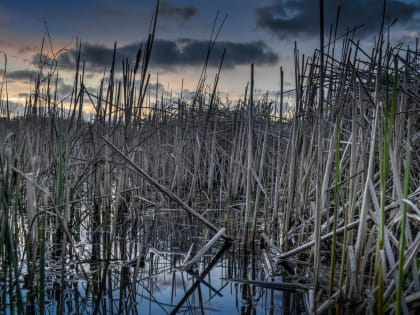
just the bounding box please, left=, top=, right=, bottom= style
left=0, top=5, right=419, bottom=315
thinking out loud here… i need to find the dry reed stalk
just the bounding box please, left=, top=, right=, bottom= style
left=313, top=1, right=325, bottom=311
left=1, top=2, right=420, bottom=313
left=243, top=63, right=254, bottom=250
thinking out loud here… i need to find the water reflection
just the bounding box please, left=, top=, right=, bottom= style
left=14, top=247, right=308, bottom=314
left=4, top=208, right=309, bottom=315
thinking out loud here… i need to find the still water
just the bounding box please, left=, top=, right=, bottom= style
left=11, top=249, right=307, bottom=314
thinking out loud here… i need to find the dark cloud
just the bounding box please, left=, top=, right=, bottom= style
left=7, top=68, right=73, bottom=99
left=40, top=39, right=278, bottom=72
left=7, top=69, right=38, bottom=81
left=31, top=44, right=124, bottom=72
left=255, top=0, right=420, bottom=40
left=153, top=39, right=278, bottom=68
left=160, top=0, right=199, bottom=21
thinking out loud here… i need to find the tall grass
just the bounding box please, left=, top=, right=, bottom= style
left=0, top=2, right=419, bottom=314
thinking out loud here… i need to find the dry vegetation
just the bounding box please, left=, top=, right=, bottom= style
left=0, top=2, right=419, bottom=315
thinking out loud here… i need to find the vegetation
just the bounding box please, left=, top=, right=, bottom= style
left=0, top=2, right=419, bottom=314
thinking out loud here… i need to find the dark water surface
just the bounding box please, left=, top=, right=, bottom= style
left=8, top=250, right=307, bottom=314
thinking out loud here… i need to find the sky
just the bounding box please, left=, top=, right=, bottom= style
left=1, top=0, right=420, bottom=110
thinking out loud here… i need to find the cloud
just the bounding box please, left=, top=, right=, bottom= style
left=6, top=68, right=73, bottom=99
left=31, top=44, right=124, bottom=72
left=152, top=39, right=279, bottom=68
left=160, top=0, right=199, bottom=21
left=7, top=69, right=38, bottom=81
left=255, top=0, right=420, bottom=40
left=56, top=78, right=73, bottom=96
left=147, top=82, right=167, bottom=96
left=39, top=39, right=278, bottom=72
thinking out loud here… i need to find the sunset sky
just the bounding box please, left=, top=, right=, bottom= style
left=1, top=0, right=419, bottom=110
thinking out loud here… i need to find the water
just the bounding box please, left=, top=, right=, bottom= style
left=2, top=199, right=308, bottom=314
left=6, top=249, right=307, bottom=314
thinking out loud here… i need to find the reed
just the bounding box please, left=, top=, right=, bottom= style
left=396, top=118, right=412, bottom=315
left=0, top=2, right=419, bottom=314
left=327, top=114, right=341, bottom=315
